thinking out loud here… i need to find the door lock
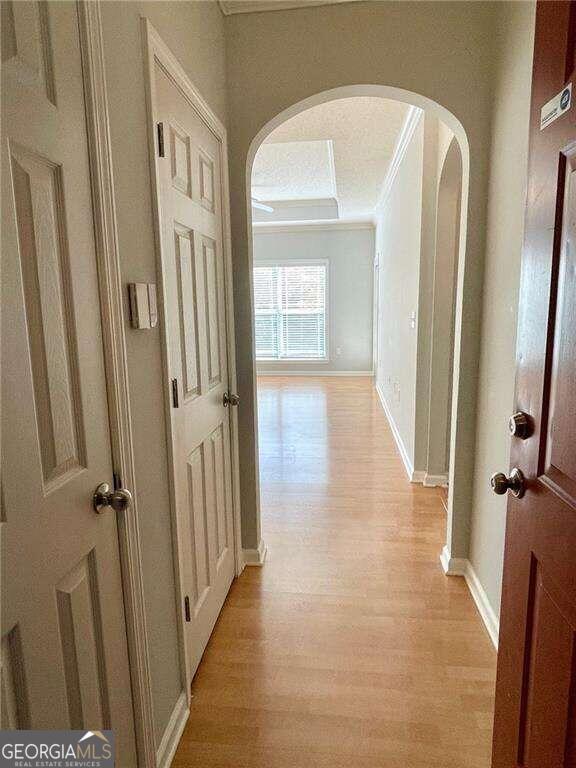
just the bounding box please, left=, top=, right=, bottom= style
left=490, top=467, right=526, bottom=499
left=223, top=392, right=240, bottom=407
left=93, top=482, right=133, bottom=514
left=509, top=411, right=532, bottom=439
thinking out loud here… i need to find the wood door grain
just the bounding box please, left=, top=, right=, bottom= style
left=492, top=2, right=576, bottom=765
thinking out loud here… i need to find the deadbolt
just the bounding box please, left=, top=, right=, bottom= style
left=509, top=411, right=532, bottom=440
left=223, top=392, right=240, bottom=407
left=93, top=482, right=133, bottom=514
left=490, top=467, right=526, bottom=499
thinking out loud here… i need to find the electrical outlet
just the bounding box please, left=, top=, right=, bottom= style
left=336, top=346, right=342, bottom=356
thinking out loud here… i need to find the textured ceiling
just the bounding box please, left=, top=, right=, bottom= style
left=252, top=140, right=336, bottom=202
left=251, top=97, right=410, bottom=219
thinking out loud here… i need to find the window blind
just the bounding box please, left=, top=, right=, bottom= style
left=254, top=263, right=327, bottom=360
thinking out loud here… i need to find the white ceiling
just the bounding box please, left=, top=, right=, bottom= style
left=251, top=97, right=410, bottom=220
left=252, top=140, right=336, bottom=201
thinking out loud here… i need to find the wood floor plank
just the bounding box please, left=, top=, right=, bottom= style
left=172, top=376, right=495, bottom=767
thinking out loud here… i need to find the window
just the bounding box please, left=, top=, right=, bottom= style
left=254, top=262, right=328, bottom=360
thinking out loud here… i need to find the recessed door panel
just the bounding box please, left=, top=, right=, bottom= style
left=10, top=145, right=86, bottom=489
left=203, top=237, right=222, bottom=389
left=174, top=225, right=201, bottom=401
left=543, top=148, right=576, bottom=499
left=56, top=552, right=109, bottom=730
left=187, top=445, right=210, bottom=613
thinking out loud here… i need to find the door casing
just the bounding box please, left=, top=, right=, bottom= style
left=141, top=17, right=244, bottom=697
left=63, top=3, right=156, bottom=766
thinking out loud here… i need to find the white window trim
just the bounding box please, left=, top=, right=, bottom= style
left=254, top=258, right=330, bottom=363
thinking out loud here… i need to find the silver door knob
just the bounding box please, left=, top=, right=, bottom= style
left=223, top=392, right=240, bottom=407
left=93, top=482, right=133, bottom=514
left=490, top=467, right=526, bottom=498
left=509, top=411, right=532, bottom=439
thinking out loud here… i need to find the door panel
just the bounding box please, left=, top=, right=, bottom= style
left=156, top=64, right=236, bottom=681
left=492, top=2, right=576, bottom=766
left=1, top=3, right=136, bottom=762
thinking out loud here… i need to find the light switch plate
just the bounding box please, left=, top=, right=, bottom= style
left=128, top=283, right=158, bottom=329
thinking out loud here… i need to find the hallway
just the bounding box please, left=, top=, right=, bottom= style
left=173, top=377, right=496, bottom=768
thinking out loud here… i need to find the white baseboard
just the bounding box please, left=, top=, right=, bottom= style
left=439, top=545, right=467, bottom=576
left=423, top=473, right=448, bottom=487
left=376, top=383, right=421, bottom=482
left=439, top=547, right=499, bottom=649
left=156, top=691, right=189, bottom=768
left=243, top=539, right=267, bottom=566
left=464, top=559, right=499, bottom=649
left=257, top=370, right=374, bottom=377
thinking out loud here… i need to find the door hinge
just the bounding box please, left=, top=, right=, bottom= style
left=157, top=122, right=165, bottom=158
left=171, top=378, right=179, bottom=408
left=184, top=595, right=191, bottom=622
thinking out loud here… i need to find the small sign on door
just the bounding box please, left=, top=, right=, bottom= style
left=540, top=83, right=572, bottom=130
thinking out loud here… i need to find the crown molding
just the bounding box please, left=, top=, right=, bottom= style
left=254, top=196, right=337, bottom=208
left=219, top=0, right=359, bottom=15
left=374, top=105, right=423, bottom=211
left=252, top=218, right=374, bottom=233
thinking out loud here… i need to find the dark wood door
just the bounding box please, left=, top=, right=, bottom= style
left=492, top=2, right=576, bottom=766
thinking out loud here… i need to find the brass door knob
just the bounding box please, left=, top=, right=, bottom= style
left=490, top=468, right=526, bottom=498
left=93, top=482, right=133, bottom=514
left=223, top=392, right=240, bottom=407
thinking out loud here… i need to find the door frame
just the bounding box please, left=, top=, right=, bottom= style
left=141, top=18, right=244, bottom=695
left=76, top=3, right=156, bottom=766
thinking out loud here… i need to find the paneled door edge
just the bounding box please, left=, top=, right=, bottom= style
left=140, top=17, right=245, bottom=702
left=77, top=3, right=156, bottom=766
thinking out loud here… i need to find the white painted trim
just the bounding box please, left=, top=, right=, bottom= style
left=219, top=0, right=360, bottom=15
left=243, top=539, right=268, bottom=566
left=141, top=18, right=244, bottom=701
left=257, top=370, right=373, bottom=377
left=375, top=106, right=423, bottom=211
left=78, top=4, right=155, bottom=765
left=252, top=219, right=374, bottom=233
left=375, top=383, right=423, bottom=483
left=423, top=473, right=449, bottom=487
left=439, top=545, right=467, bottom=576
left=463, top=561, right=499, bottom=649
left=439, top=549, right=499, bottom=649
left=156, top=692, right=189, bottom=768
left=254, top=196, right=337, bottom=209
left=327, top=140, right=339, bottom=202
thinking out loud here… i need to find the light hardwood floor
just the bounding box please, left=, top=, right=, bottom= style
left=173, top=376, right=496, bottom=768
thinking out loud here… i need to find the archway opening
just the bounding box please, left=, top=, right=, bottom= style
left=244, top=86, right=470, bottom=567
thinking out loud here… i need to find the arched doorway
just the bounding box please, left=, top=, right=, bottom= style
left=240, top=86, right=470, bottom=573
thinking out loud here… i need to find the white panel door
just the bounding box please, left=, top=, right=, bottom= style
left=1, top=3, right=136, bottom=762
left=156, top=65, right=236, bottom=679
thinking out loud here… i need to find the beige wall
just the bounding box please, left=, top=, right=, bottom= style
left=224, top=0, right=500, bottom=557
left=469, top=0, right=535, bottom=622
left=375, top=117, right=424, bottom=466
left=375, top=111, right=460, bottom=484
left=101, top=0, right=227, bottom=748
left=414, top=113, right=441, bottom=475
left=428, top=135, right=461, bottom=479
